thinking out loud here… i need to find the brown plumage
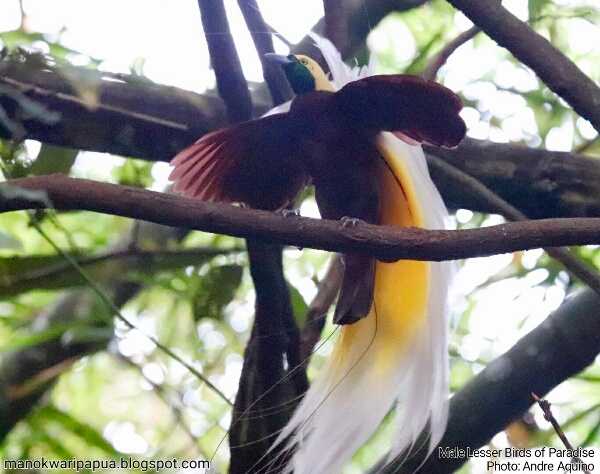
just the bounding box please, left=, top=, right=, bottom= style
left=170, top=58, right=466, bottom=324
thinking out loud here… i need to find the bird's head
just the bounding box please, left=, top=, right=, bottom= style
left=265, top=53, right=333, bottom=94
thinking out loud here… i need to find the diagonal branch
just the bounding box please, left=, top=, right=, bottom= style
left=445, top=0, right=600, bottom=134
left=424, top=138, right=600, bottom=219
left=427, top=155, right=600, bottom=294
left=300, top=254, right=344, bottom=363
left=2, top=175, right=600, bottom=262
left=422, top=25, right=480, bottom=81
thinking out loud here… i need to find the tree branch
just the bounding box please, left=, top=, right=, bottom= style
left=291, top=0, right=430, bottom=63
left=445, top=0, right=600, bottom=134
left=2, top=175, right=600, bottom=262
left=300, top=254, right=344, bottom=363
left=4, top=59, right=600, bottom=221
left=422, top=26, right=480, bottom=81
left=427, top=155, right=600, bottom=294
left=0, top=52, right=272, bottom=160
left=237, top=0, right=292, bottom=106
left=196, top=0, right=252, bottom=123
left=195, top=4, right=304, bottom=471
left=323, top=0, right=350, bottom=52
left=0, top=246, right=239, bottom=297
left=0, top=59, right=222, bottom=160
left=425, top=138, right=600, bottom=218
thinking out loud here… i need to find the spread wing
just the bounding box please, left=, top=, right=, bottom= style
left=169, top=114, right=308, bottom=211
left=334, top=74, right=466, bottom=147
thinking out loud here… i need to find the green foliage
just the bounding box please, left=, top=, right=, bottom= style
left=191, top=263, right=244, bottom=321
left=20, top=145, right=79, bottom=177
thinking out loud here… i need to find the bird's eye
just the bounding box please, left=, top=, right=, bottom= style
left=300, top=59, right=308, bottom=65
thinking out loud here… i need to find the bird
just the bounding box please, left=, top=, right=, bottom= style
left=169, top=35, right=466, bottom=473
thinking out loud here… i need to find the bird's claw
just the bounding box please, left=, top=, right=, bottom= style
left=282, top=209, right=301, bottom=218
left=340, top=216, right=363, bottom=228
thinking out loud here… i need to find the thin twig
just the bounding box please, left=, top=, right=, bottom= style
left=427, top=155, right=600, bottom=295
left=532, top=393, right=592, bottom=474
left=422, top=26, right=480, bottom=80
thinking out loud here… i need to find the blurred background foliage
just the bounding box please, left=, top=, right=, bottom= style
left=0, top=0, right=599, bottom=472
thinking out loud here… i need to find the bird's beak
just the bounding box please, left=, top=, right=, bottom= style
left=264, top=53, right=294, bottom=66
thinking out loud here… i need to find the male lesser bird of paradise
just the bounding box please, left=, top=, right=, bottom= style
left=169, top=36, right=466, bottom=473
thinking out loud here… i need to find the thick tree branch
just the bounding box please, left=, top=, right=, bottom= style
left=425, top=138, right=600, bottom=218
left=0, top=54, right=270, bottom=160
left=237, top=0, right=292, bottom=106
left=4, top=61, right=600, bottom=221
left=195, top=4, right=303, bottom=471
left=2, top=175, right=600, bottom=262
left=445, top=0, right=600, bottom=134
left=230, top=240, right=307, bottom=474
left=0, top=60, right=222, bottom=161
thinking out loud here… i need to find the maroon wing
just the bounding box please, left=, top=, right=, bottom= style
left=333, top=74, right=466, bottom=147
left=169, top=114, right=308, bottom=211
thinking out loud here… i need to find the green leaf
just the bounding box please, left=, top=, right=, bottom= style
left=289, top=284, right=309, bottom=326
left=33, top=405, right=118, bottom=456
left=27, top=145, right=79, bottom=176
left=529, top=0, right=550, bottom=19
left=192, top=264, right=244, bottom=321
left=2, top=324, right=71, bottom=351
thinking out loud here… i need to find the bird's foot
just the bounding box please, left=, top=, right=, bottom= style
left=340, top=216, right=363, bottom=228
left=282, top=209, right=301, bottom=218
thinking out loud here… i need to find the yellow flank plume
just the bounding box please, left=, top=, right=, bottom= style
left=332, top=142, right=430, bottom=377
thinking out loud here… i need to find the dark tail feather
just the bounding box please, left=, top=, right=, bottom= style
left=333, top=253, right=375, bottom=325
